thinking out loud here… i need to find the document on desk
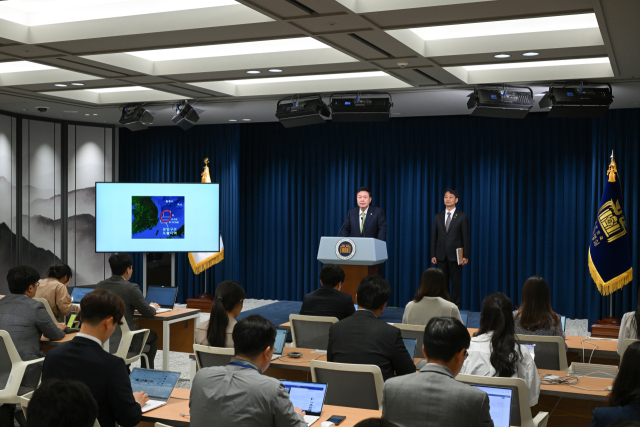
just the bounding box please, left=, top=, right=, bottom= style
left=155, top=308, right=172, bottom=314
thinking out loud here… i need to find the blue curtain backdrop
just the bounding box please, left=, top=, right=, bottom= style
left=119, top=109, right=639, bottom=326
left=119, top=125, right=241, bottom=303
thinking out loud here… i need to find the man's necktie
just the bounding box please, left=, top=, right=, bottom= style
left=360, top=212, right=365, bottom=233
left=445, top=212, right=452, bottom=233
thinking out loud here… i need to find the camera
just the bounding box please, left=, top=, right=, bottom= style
left=36, top=106, right=48, bottom=113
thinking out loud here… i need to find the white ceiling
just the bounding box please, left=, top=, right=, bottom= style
left=0, top=0, right=638, bottom=126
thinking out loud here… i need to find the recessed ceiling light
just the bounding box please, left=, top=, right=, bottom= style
left=246, top=71, right=260, bottom=74
left=0, top=61, right=56, bottom=74
left=523, top=52, right=539, bottom=57
left=269, top=69, right=283, bottom=73
left=85, top=114, right=90, bottom=116
left=93, top=114, right=98, bottom=116
left=463, top=57, right=610, bottom=71
left=87, top=86, right=152, bottom=93
left=229, top=119, right=237, bottom=122
left=242, top=119, right=251, bottom=121
left=494, top=54, right=510, bottom=59
left=54, top=83, right=67, bottom=87
left=229, top=71, right=388, bottom=85
left=127, top=38, right=327, bottom=62
left=409, top=13, right=599, bottom=40
left=71, top=82, right=84, bottom=86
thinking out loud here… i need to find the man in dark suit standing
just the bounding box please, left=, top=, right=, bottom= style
left=339, top=187, right=387, bottom=241
left=96, top=253, right=159, bottom=368
left=42, top=289, right=149, bottom=427
left=327, top=275, right=415, bottom=381
left=431, top=189, right=470, bottom=307
left=300, top=265, right=355, bottom=320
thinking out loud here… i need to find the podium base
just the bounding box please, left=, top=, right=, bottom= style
left=186, top=297, right=213, bottom=312
left=340, top=265, right=379, bottom=303
left=591, top=316, right=621, bottom=339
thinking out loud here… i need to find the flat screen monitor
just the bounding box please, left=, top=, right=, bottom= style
left=96, top=183, right=220, bottom=252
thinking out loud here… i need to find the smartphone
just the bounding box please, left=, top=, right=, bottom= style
left=326, top=415, right=346, bottom=425
left=67, top=312, right=78, bottom=328
left=287, top=352, right=303, bottom=358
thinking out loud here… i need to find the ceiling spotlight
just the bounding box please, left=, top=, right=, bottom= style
left=54, top=84, right=67, bottom=87
left=242, top=119, right=251, bottom=121
left=93, top=114, right=98, bottom=116
left=494, top=54, right=510, bottom=59
left=539, top=83, right=613, bottom=117
left=119, top=104, right=154, bottom=131
left=330, top=92, right=393, bottom=122
left=276, top=94, right=330, bottom=128
left=269, top=69, right=283, bottom=73
left=71, top=82, right=85, bottom=86
left=172, top=100, right=202, bottom=130
left=467, top=85, right=534, bottom=118
left=246, top=70, right=261, bottom=74
left=85, top=114, right=90, bottom=116
left=229, top=119, right=237, bottom=122
left=522, top=52, right=539, bottom=56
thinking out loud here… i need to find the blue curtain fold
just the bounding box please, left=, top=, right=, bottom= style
left=119, top=109, right=639, bottom=326
left=118, top=125, right=241, bottom=302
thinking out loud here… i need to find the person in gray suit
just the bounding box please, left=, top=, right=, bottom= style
left=382, top=317, right=494, bottom=427
left=96, top=253, right=159, bottom=368
left=0, top=266, right=66, bottom=427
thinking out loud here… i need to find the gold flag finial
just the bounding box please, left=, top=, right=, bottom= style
left=607, top=151, right=617, bottom=183
left=201, top=158, right=211, bottom=183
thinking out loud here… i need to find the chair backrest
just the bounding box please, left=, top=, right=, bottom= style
left=0, top=333, right=14, bottom=391
left=34, top=298, right=57, bottom=323
left=289, top=315, right=338, bottom=350
left=391, top=323, right=425, bottom=359
left=515, top=334, right=568, bottom=371
left=620, top=338, right=638, bottom=363
left=108, top=323, right=124, bottom=354
left=456, top=374, right=535, bottom=427
left=310, top=360, right=384, bottom=410
left=19, top=391, right=33, bottom=419
left=193, top=344, right=234, bottom=370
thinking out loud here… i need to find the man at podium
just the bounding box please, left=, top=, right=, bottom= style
left=339, top=187, right=387, bottom=241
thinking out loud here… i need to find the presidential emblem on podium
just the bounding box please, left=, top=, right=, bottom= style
left=335, top=238, right=356, bottom=260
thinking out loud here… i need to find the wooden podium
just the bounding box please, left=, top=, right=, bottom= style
left=317, top=237, right=388, bottom=303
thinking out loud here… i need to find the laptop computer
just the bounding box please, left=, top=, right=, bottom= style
left=459, top=310, right=469, bottom=327
left=70, top=287, right=93, bottom=303
left=130, top=368, right=181, bottom=413
left=271, top=329, right=288, bottom=360
left=281, top=380, right=328, bottom=426
left=561, top=315, right=566, bottom=332
left=473, top=386, right=512, bottom=427
left=403, top=338, right=417, bottom=359
left=146, top=286, right=178, bottom=313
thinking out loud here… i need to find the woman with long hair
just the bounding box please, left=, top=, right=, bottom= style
left=35, top=264, right=79, bottom=322
left=514, top=276, right=566, bottom=348
left=617, top=285, right=639, bottom=355
left=195, top=281, right=246, bottom=348
left=402, top=268, right=461, bottom=325
left=590, top=341, right=640, bottom=426
left=460, top=292, right=541, bottom=406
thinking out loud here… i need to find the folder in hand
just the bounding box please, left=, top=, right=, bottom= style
left=456, top=248, right=464, bottom=265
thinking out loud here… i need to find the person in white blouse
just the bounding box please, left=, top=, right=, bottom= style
left=460, top=292, right=541, bottom=406
left=402, top=268, right=461, bottom=325
left=617, top=291, right=638, bottom=355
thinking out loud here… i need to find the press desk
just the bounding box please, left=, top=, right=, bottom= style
left=40, top=331, right=77, bottom=352
left=136, top=388, right=382, bottom=427
left=134, top=308, right=201, bottom=370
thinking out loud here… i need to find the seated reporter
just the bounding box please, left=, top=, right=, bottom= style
left=402, top=268, right=461, bottom=326
left=195, top=280, right=245, bottom=348
left=27, top=379, right=98, bottom=427
left=190, top=315, right=306, bottom=427
left=590, top=341, right=640, bottom=427
left=461, top=292, right=540, bottom=406
left=327, top=275, right=414, bottom=381
left=42, top=290, right=149, bottom=427
left=383, top=317, right=493, bottom=427
left=300, top=264, right=355, bottom=320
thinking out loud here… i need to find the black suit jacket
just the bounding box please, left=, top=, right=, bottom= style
left=42, top=336, right=142, bottom=427
left=339, top=206, right=387, bottom=241
left=327, top=310, right=415, bottom=381
left=430, top=209, right=470, bottom=261
left=299, top=287, right=355, bottom=320
left=590, top=399, right=640, bottom=427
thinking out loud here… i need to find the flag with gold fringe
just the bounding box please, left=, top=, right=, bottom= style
left=588, top=152, right=632, bottom=296
left=188, top=158, right=224, bottom=274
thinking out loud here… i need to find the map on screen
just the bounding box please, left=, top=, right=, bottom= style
left=132, top=196, right=185, bottom=239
